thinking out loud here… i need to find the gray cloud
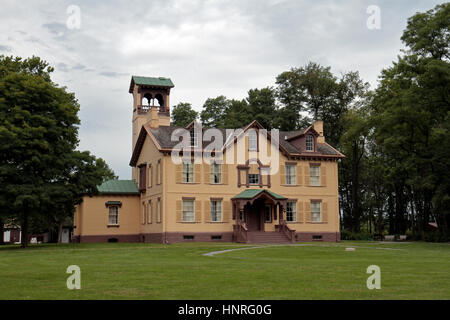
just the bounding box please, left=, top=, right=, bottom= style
left=0, top=0, right=444, bottom=178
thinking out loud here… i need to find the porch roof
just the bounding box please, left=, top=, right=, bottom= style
left=232, top=189, right=287, bottom=200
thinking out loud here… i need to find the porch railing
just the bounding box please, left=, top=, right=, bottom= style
left=277, top=220, right=296, bottom=243
left=233, top=220, right=248, bottom=243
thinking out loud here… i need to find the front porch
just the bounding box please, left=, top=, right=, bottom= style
left=231, top=189, right=296, bottom=243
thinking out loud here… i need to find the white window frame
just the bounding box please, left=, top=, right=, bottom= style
left=108, top=206, right=119, bottom=225
left=311, top=201, right=322, bottom=222
left=310, top=165, right=321, bottom=186
left=286, top=164, right=297, bottom=185
left=210, top=200, right=222, bottom=222
left=190, top=130, right=198, bottom=147
left=210, top=162, right=222, bottom=184
left=182, top=200, right=195, bottom=222
left=286, top=201, right=297, bottom=222
left=306, top=134, right=314, bottom=151
left=182, top=160, right=194, bottom=183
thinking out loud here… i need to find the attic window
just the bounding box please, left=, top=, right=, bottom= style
left=248, top=130, right=257, bottom=151
left=190, top=129, right=198, bottom=147
left=306, top=134, right=314, bottom=151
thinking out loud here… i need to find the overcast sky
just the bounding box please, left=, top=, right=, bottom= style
left=0, top=0, right=443, bottom=179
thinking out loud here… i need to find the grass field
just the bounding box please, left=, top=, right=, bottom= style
left=0, top=241, right=449, bottom=299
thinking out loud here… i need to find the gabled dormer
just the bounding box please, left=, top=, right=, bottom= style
left=285, top=120, right=324, bottom=154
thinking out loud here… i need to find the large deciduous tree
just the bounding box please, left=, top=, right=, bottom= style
left=0, top=55, right=116, bottom=247
left=171, top=102, right=198, bottom=127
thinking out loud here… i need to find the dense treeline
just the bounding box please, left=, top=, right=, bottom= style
left=171, top=3, right=450, bottom=240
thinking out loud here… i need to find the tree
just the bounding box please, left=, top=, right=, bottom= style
left=246, top=87, right=278, bottom=129
left=0, top=55, right=117, bottom=247
left=371, top=3, right=450, bottom=237
left=200, top=96, right=230, bottom=128
left=171, top=102, right=198, bottom=127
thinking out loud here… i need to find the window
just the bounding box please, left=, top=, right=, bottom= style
left=311, top=201, right=321, bottom=222
left=139, top=165, right=146, bottom=191
left=286, top=164, right=297, bottom=185
left=182, top=200, right=195, bottom=222
left=210, top=200, right=222, bottom=222
left=182, top=160, right=194, bottom=183
left=211, top=162, right=222, bottom=184
left=108, top=206, right=119, bottom=225
left=183, top=235, right=194, bottom=240
left=286, top=202, right=297, bottom=222
left=148, top=164, right=152, bottom=188
left=249, top=174, right=260, bottom=185
left=248, top=130, right=257, bottom=151
left=157, top=198, right=162, bottom=223
left=157, top=161, right=161, bottom=185
left=190, top=129, right=198, bottom=147
left=147, top=200, right=152, bottom=223
left=211, top=235, right=222, bottom=240
left=310, top=165, right=321, bottom=186
left=142, top=203, right=146, bottom=224
left=306, top=134, right=314, bottom=151
left=264, top=205, right=272, bottom=222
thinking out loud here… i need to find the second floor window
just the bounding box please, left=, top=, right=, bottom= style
left=310, top=165, right=320, bottom=186
left=210, top=200, right=222, bottom=222
left=211, top=163, right=222, bottom=184
left=311, top=201, right=321, bottom=222
left=108, top=206, right=119, bottom=225
left=306, top=134, right=314, bottom=151
left=182, top=200, right=195, bottom=222
left=249, top=173, right=260, bottom=185
left=182, top=161, right=194, bottom=183
left=286, top=164, right=297, bottom=185
left=249, top=130, right=257, bottom=151
left=286, top=202, right=297, bottom=222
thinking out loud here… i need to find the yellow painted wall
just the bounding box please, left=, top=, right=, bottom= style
left=74, top=195, right=140, bottom=236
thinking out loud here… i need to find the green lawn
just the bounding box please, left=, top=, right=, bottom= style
left=0, top=241, right=449, bottom=299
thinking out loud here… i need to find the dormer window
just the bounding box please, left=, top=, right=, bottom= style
left=190, top=129, right=198, bottom=147
left=249, top=130, right=257, bottom=151
left=306, top=134, right=314, bottom=151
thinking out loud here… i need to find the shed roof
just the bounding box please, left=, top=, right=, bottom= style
left=97, top=180, right=139, bottom=195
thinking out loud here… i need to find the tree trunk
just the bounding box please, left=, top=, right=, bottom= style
left=0, top=217, right=4, bottom=245
left=58, top=221, right=63, bottom=243
left=21, top=212, right=29, bottom=249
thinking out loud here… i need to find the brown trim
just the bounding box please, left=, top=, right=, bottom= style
left=210, top=197, right=223, bottom=201
left=309, top=162, right=321, bottom=166
left=107, top=225, right=120, bottom=228
left=182, top=197, right=196, bottom=200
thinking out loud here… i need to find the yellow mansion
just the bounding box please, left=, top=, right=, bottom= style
left=74, top=76, right=344, bottom=243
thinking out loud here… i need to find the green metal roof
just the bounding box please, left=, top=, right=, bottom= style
left=232, top=189, right=286, bottom=200
left=132, top=76, right=174, bottom=88
left=97, top=180, right=139, bottom=195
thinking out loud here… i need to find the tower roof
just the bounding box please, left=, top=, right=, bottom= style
left=129, top=76, right=174, bottom=93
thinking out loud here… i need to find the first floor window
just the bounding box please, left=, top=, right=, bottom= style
left=286, top=202, right=297, bottom=222
left=157, top=198, right=162, bottom=223
left=147, top=201, right=152, bottom=223
left=211, top=162, right=222, bottom=184
left=311, top=201, right=321, bottom=222
left=108, top=206, right=118, bottom=225
left=142, top=203, right=146, bottom=224
left=264, top=205, right=272, bottom=222
left=182, top=200, right=195, bottom=222
left=310, top=165, right=320, bottom=186
left=182, top=161, right=194, bottom=183
left=286, top=164, right=296, bottom=185
left=249, top=173, right=260, bottom=185
left=210, top=200, right=222, bottom=222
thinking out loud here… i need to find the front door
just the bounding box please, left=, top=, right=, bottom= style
left=245, top=200, right=264, bottom=231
